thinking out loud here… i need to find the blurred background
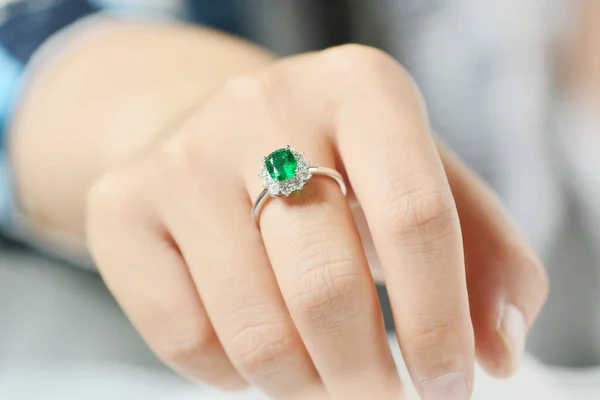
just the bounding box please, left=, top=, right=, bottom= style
left=2, top=0, right=600, bottom=398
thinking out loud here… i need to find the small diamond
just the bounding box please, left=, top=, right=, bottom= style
left=268, top=182, right=279, bottom=195
left=298, top=160, right=309, bottom=169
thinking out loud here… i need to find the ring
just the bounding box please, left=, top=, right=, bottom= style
left=252, top=145, right=347, bottom=223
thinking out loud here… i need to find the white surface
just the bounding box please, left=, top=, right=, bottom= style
left=1, top=245, right=598, bottom=399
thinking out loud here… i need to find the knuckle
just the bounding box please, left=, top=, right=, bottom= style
left=221, top=73, right=274, bottom=113
left=382, top=181, right=457, bottom=244
left=405, top=313, right=467, bottom=357
left=155, top=327, right=219, bottom=365
left=87, top=171, right=138, bottom=224
left=156, top=137, right=189, bottom=172
left=230, top=319, right=297, bottom=376
left=289, top=243, right=364, bottom=330
left=322, top=44, right=422, bottom=101
left=154, top=137, right=194, bottom=180
left=324, top=44, right=399, bottom=78
left=153, top=137, right=212, bottom=195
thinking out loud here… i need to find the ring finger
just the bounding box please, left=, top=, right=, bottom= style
left=246, top=138, right=401, bottom=399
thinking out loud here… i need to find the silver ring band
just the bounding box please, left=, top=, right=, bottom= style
left=252, top=166, right=347, bottom=223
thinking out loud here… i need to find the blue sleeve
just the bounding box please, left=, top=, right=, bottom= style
left=0, top=43, right=25, bottom=234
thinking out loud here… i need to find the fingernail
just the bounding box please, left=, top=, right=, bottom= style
left=421, top=372, right=470, bottom=400
left=497, top=303, right=527, bottom=371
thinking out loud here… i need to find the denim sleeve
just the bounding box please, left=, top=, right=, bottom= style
left=0, top=45, right=24, bottom=236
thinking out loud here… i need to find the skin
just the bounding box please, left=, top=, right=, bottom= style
left=563, top=0, right=600, bottom=101
left=8, top=20, right=548, bottom=399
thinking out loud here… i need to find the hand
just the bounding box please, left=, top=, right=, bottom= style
left=87, top=44, right=548, bottom=400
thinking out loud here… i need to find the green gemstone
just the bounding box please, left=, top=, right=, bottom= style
left=265, top=148, right=298, bottom=181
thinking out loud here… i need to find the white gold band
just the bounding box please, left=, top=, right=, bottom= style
left=252, top=166, right=347, bottom=224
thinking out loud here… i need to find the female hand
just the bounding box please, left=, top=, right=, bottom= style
left=86, top=44, right=548, bottom=400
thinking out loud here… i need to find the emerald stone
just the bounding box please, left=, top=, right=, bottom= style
left=265, top=148, right=297, bottom=181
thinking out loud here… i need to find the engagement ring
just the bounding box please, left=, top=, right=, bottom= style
left=252, top=146, right=347, bottom=223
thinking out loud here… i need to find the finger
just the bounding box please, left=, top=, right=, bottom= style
left=438, top=142, right=549, bottom=377
left=86, top=172, right=246, bottom=390
left=156, top=140, right=324, bottom=399
left=248, top=141, right=402, bottom=399
left=223, top=63, right=401, bottom=397
left=327, top=46, right=475, bottom=400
